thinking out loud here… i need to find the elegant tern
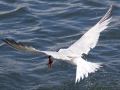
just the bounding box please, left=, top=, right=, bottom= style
left=2, top=5, right=113, bottom=83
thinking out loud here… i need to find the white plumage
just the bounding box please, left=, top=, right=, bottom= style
left=2, top=5, right=113, bottom=83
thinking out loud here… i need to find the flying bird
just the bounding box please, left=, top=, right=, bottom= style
left=2, top=5, right=113, bottom=83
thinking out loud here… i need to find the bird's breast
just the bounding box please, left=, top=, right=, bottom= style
left=64, top=59, right=77, bottom=66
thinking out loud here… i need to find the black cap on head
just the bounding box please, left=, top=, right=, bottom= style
left=48, top=56, right=51, bottom=59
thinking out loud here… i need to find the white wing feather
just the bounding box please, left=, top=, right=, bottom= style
left=66, top=5, right=113, bottom=56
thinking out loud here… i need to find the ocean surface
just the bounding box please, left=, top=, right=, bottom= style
left=0, top=0, right=120, bottom=90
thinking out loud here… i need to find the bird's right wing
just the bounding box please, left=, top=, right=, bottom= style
left=66, top=5, right=113, bottom=56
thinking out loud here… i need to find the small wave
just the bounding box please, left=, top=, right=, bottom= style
left=0, top=3, right=28, bottom=15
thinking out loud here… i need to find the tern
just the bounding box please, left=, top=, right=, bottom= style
left=2, top=5, right=113, bottom=83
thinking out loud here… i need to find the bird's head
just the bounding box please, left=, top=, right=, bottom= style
left=47, top=56, right=53, bottom=70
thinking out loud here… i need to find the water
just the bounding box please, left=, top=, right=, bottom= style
left=0, top=0, right=120, bottom=90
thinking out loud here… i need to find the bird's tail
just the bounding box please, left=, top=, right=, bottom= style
left=75, top=58, right=101, bottom=83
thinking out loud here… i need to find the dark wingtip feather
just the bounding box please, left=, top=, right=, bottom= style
left=1, top=38, right=41, bottom=53
left=11, top=39, right=19, bottom=45
left=99, top=5, right=113, bottom=24
left=5, top=38, right=12, bottom=43
left=1, top=39, right=8, bottom=43
left=18, top=42, right=25, bottom=46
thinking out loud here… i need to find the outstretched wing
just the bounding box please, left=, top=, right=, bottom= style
left=2, top=38, right=41, bottom=53
left=66, top=5, right=113, bottom=56
left=2, top=38, right=71, bottom=60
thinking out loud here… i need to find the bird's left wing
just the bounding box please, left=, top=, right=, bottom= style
left=2, top=38, right=70, bottom=60
left=2, top=38, right=41, bottom=53
left=66, top=5, right=113, bottom=56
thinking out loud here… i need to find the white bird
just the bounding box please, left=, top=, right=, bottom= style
left=2, top=5, right=113, bottom=83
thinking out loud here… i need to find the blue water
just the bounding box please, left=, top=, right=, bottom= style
left=0, top=0, right=120, bottom=90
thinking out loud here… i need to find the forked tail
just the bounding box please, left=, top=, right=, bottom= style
left=75, top=58, right=101, bottom=83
